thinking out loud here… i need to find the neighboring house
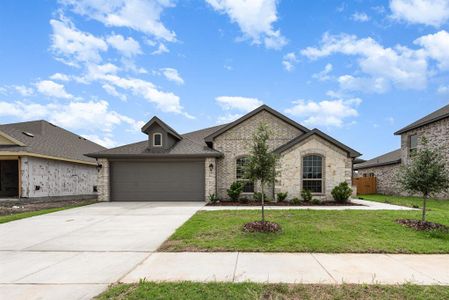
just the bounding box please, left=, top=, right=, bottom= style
left=0, top=120, right=106, bottom=200
left=88, top=105, right=361, bottom=202
left=354, top=103, right=449, bottom=198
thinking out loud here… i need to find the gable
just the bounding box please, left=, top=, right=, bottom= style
left=279, top=134, right=348, bottom=158
left=0, top=130, right=25, bottom=146
left=214, top=109, right=303, bottom=145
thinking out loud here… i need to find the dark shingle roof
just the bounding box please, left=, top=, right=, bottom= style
left=353, top=149, right=401, bottom=170
left=395, top=103, right=449, bottom=135
left=87, top=124, right=228, bottom=158
left=273, top=128, right=361, bottom=158
left=0, top=120, right=106, bottom=164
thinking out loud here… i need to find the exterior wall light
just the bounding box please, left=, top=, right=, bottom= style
left=209, top=163, right=214, bottom=172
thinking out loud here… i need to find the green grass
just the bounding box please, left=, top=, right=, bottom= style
left=160, top=196, right=449, bottom=253
left=0, top=200, right=96, bottom=224
left=96, top=281, right=449, bottom=300
left=360, top=194, right=449, bottom=210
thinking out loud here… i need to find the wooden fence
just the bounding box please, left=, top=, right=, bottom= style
left=353, top=177, right=377, bottom=195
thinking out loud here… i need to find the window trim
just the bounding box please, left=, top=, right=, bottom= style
left=409, top=134, right=418, bottom=157
left=301, top=153, right=325, bottom=195
left=153, top=133, right=163, bottom=147
left=235, top=155, right=254, bottom=194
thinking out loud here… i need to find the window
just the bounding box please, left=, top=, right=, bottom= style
left=153, top=133, right=162, bottom=147
left=236, top=157, right=254, bottom=193
left=409, top=134, right=418, bottom=156
left=302, top=155, right=323, bottom=193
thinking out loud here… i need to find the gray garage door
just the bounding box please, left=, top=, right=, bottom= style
left=110, top=160, right=205, bottom=201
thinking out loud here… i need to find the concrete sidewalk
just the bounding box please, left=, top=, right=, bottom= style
left=123, top=252, right=449, bottom=285
left=201, top=199, right=415, bottom=211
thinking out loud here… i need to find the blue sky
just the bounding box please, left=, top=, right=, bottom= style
left=1, top=0, right=448, bottom=159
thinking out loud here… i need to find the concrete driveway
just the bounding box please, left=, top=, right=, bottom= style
left=0, top=202, right=204, bottom=300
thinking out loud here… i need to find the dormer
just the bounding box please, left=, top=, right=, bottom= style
left=141, top=117, right=182, bottom=150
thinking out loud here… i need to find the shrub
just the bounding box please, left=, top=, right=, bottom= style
left=291, top=197, right=301, bottom=205
left=253, top=192, right=267, bottom=202
left=227, top=181, right=243, bottom=201
left=276, top=192, right=288, bottom=202
left=301, top=189, right=312, bottom=202
left=208, top=193, right=218, bottom=203
left=312, top=198, right=321, bottom=205
left=331, top=182, right=353, bottom=203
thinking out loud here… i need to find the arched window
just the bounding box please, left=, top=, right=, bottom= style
left=302, top=155, right=323, bottom=193
left=153, top=133, right=162, bottom=147
left=236, top=157, right=254, bottom=193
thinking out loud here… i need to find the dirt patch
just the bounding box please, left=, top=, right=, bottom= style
left=243, top=221, right=282, bottom=233
left=207, top=200, right=360, bottom=207
left=396, top=219, right=449, bottom=232
left=0, top=199, right=97, bottom=216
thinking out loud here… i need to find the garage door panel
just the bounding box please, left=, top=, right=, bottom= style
left=110, top=160, right=204, bottom=201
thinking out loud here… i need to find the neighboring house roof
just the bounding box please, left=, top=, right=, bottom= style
left=141, top=116, right=183, bottom=140
left=394, top=103, right=449, bottom=135
left=204, top=105, right=310, bottom=142
left=353, top=149, right=401, bottom=170
left=0, top=120, right=106, bottom=164
left=273, top=128, right=361, bottom=158
left=353, top=158, right=366, bottom=164
left=87, top=124, right=227, bottom=159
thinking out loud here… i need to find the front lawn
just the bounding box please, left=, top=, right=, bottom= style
left=0, top=200, right=97, bottom=224
left=360, top=194, right=449, bottom=210
left=96, top=281, right=449, bottom=300
left=160, top=207, right=449, bottom=253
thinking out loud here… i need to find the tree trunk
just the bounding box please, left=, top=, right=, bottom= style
left=422, top=193, right=428, bottom=222
left=261, top=182, right=265, bottom=223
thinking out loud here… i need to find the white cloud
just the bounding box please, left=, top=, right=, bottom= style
left=352, top=12, right=370, bottom=22
left=14, top=85, right=34, bottom=97
left=50, top=73, right=70, bottom=81
left=0, top=99, right=144, bottom=147
left=35, top=80, right=75, bottom=99
left=390, top=0, right=449, bottom=27
left=414, top=30, right=449, bottom=70
left=301, top=33, right=428, bottom=93
left=285, top=97, right=361, bottom=127
left=282, top=52, right=298, bottom=71
left=81, top=134, right=117, bottom=148
left=102, top=84, right=127, bottom=101
left=50, top=17, right=108, bottom=66
left=216, top=96, right=263, bottom=112
left=151, top=43, right=169, bottom=55
left=216, top=113, right=242, bottom=124
left=61, top=0, right=176, bottom=41
left=437, top=85, right=449, bottom=94
left=205, top=0, right=287, bottom=49
left=312, top=63, right=333, bottom=81
left=160, top=68, right=184, bottom=85
left=106, top=34, right=142, bottom=57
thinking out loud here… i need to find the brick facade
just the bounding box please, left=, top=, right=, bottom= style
left=356, top=164, right=401, bottom=195
left=97, top=158, right=109, bottom=201
left=205, top=157, right=216, bottom=200
left=277, top=135, right=352, bottom=200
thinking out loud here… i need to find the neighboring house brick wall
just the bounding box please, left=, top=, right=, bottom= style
left=356, top=164, right=401, bottom=195
left=277, top=136, right=352, bottom=200
left=205, top=157, right=216, bottom=200
left=20, top=156, right=98, bottom=199
left=97, top=158, right=110, bottom=201
left=213, top=110, right=303, bottom=199
left=400, top=117, right=449, bottom=199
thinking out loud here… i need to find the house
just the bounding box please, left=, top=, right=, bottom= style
left=0, top=120, right=106, bottom=200
left=88, top=105, right=361, bottom=202
left=354, top=103, right=449, bottom=198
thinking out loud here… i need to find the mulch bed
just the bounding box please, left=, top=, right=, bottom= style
left=396, top=219, right=449, bottom=232
left=207, top=201, right=360, bottom=207
left=243, top=221, right=282, bottom=233
left=0, top=199, right=97, bottom=216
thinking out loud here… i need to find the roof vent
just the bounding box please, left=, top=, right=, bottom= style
left=22, top=131, right=34, bottom=137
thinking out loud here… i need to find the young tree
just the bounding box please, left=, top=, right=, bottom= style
left=398, top=138, right=449, bottom=222
left=245, top=123, right=278, bottom=223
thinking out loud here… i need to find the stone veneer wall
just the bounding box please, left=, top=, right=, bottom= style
left=20, top=156, right=98, bottom=199
left=205, top=157, right=216, bottom=201
left=97, top=158, right=109, bottom=201
left=213, top=110, right=303, bottom=200
left=399, top=117, right=449, bottom=199
left=356, top=163, right=401, bottom=195
left=277, top=136, right=352, bottom=200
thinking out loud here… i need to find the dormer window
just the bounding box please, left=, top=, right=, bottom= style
left=153, top=133, right=162, bottom=147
